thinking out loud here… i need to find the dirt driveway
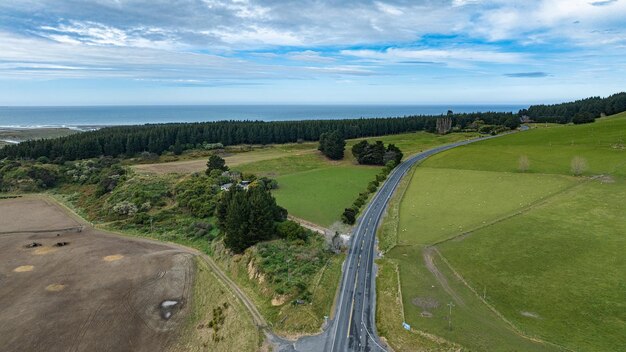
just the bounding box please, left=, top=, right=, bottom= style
left=0, top=197, right=195, bottom=352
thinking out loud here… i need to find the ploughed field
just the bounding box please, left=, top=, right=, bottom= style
left=0, top=196, right=195, bottom=352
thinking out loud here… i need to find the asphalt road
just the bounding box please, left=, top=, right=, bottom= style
left=325, top=134, right=507, bottom=352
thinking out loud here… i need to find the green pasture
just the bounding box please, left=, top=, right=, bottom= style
left=379, top=113, right=626, bottom=351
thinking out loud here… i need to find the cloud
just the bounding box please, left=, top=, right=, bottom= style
left=590, top=0, right=618, bottom=6
left=504, top=72, right=550, bottom=78
left=285, top=50, right=336, bottom=63
left=341, top=47, right=525, bottom=65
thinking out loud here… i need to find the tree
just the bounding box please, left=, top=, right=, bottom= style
left=342, top=207, right=357, bottom=225
left=353, top=140, right=402, bottom=166
left=571, top=156, right=588, bottom=176
left=277, top=220, right=308, bottom=241
left=518, top=155, right=530, bottom=172
left=504, top=116, right=521, bottom=129
left=215, top=184, right=286, bottom=253
left=318, top=130, right=346, bottom=160
left=206, top=154, right=228, bottom=175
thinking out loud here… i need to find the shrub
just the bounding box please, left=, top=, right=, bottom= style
left=571, top=156, right=588, bottom=176
left=277, top=220, right=309, bottom=241
left=112, top=201, right=138, bottom=216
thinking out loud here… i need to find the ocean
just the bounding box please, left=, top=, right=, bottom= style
left=0, top=105, right=525, bottom=129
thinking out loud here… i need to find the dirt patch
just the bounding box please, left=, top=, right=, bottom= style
left=103, top=254, right=124, bottom=262
left=33, top=246, right=57, bottom=255
left=271, top=295, right=289, bottom=306
left=13, top=265, right=34, bottom=272
left=411, top=296, right=440, bottom=309
left=0, top=197, right=81, bottom=233
left=45, top=284, right=65, bottom=292
left=423, top=247, right=465, bottom=307
left=520, top=311, right=541, bottom=319
left=591, top=175, right=615, bottom=184
left=0, top=198, right=195, bottom=352
left=420, top=311, right=433, bottom=318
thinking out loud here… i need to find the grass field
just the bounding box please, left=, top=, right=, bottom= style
left=172, top=257, right=260, bottom=352
left=131, top=131, right=478, bottom=226
left=378, top=113, right=626, bottom=351
left=272, top=166, right=380, bottom=227
left=439, top=179, right=626, bottom=352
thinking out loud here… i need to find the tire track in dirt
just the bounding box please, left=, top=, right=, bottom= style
left=422, top=246, right=465, bottom=307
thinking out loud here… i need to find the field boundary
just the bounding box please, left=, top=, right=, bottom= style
left=429, top=176, right=589, bottom=247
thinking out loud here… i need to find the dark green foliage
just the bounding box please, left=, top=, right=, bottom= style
left=504, top=116, right=521, bottom=129
left=352, top=140, right=403, bottom=166
left=0, top=111, right=525, bottom=161
left=0, top=160, right=60, bottom=192
left=318, top=130, right=346, bottom=160
left=572, top=112, right=596, bottom=124
left=176, top=175, right=219, bottom=218
left=384, top=144, right=403, bottom=165
left=277, top=220, right=309, bottom=242
left=26, top=165, right=58, bottom=188
left=216, top=186, right=285, bottom=253
left=206, top=154, right=228, bottom=175
left=526, top=92, right=626, bottom=123
left=95, top=165, right=126, bottom=196
left=342, top=207, right=357, bottom=225
left=256, top=177, right=279, bottom=190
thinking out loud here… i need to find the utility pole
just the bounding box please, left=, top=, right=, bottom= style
left=447, top=302, right=455, bottom=331
left=483, top=285, right=487, bottom=300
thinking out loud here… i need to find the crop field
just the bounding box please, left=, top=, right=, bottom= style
left=0, top=196, right=258, bottom=352
left=378, top=113, right=626, bottom=351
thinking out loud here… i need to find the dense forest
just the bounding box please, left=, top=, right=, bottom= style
left=523, top=92, right=626, bottom=124
left=2, top=92, right=625, bottom=161
left=0, top=112, right=516, bottom=161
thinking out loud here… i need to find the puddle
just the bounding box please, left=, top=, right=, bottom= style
left=54, top=242, right=70, bottom=247
left=159, top=299, right=182, bottom=320
left=25, top=242, right=42, bottom=248
left=161, top=300, right=178, bottom=308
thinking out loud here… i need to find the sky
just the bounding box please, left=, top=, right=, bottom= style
left=1, top=0, right=625, bottom=105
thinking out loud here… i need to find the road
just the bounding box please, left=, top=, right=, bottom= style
left=325, top=133, right=509, bottom=352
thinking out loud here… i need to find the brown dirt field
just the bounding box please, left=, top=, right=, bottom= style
left=0, top=197, right=82, bottom=233
left=0, top=197, right=196, bottom=352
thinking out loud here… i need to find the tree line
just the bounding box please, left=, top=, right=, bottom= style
left=2, top=92, right=625, bottom=161
left=0, top=112, right=518, bottom=161
left=523, top=92, right=626, bottom=124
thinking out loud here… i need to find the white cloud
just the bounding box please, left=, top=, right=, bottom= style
left=341, top=47, right=525, bottom=65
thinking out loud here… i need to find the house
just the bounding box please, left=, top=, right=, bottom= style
left=220, top=183, right=233, bottom=191
left=240, top=180, right=251, bottom=190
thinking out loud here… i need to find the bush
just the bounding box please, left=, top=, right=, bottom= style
left=112, top=201, right=138, bottom=216
left=342, top=207, right=357, bottom=225
left=277, top=220, right=309, bottom=241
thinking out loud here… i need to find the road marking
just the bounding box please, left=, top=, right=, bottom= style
left=347, top=271, right=359, bottom=338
